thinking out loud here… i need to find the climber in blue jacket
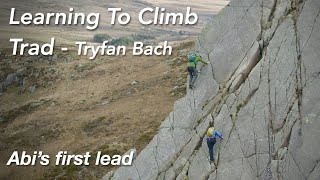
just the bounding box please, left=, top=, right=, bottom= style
left=206, top=126, right=223, bottom=163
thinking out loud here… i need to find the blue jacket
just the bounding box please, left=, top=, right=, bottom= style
left=207, top=130, right=223, bottom=143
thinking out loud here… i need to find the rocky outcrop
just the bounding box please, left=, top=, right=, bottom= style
left=0, top=55, right=63, bottom=94
left=104, top=0, right=320, bottom=179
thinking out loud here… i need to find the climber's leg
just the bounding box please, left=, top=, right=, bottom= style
left=207, top=140, right=214, bottom=161
left=187, top=67, right=193, bottom=86
left=190, top=68, right=198, bottom=87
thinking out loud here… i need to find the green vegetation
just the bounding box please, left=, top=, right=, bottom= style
left=110, top=37, right=134, bottom=46
left=95, top=143, right=128, bottom=157
left=93, top=34, right=112, bottom=43
left=82, top=116, right=107, bottom=132
left=131, top=33, right=155, bottom=41
left=135, top=127, right=158, bottom=148
left=93, top=33, right=154, bottom=46
left=42, top=164, right=81, bottom=180
left=74, top=62, right=97, bottom=72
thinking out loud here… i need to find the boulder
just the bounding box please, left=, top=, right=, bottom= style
left=5, top=73, right=16, bottom=86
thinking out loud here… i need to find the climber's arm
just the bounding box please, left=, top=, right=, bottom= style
left=196, top=56, right=209, bottom=64
left=215, top=130, right=223, bottom=139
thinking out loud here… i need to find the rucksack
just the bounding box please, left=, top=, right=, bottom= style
left=207, top=127, right=215, bottom=137
left=187, top=53, right=197, bottom=63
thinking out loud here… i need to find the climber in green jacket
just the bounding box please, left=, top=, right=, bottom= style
left=187, top=53, right=209, bottom=89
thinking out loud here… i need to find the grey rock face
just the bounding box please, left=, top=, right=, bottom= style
left=16, top=68, right=25, bottom=75
left=28, top=85, right=36, bottom=94
left=5, top=73, right=17, bottom=86
left=106, top=0, right=320, bottom=179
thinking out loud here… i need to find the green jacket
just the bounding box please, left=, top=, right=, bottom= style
left=187, top=56, right=208, bottom=67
